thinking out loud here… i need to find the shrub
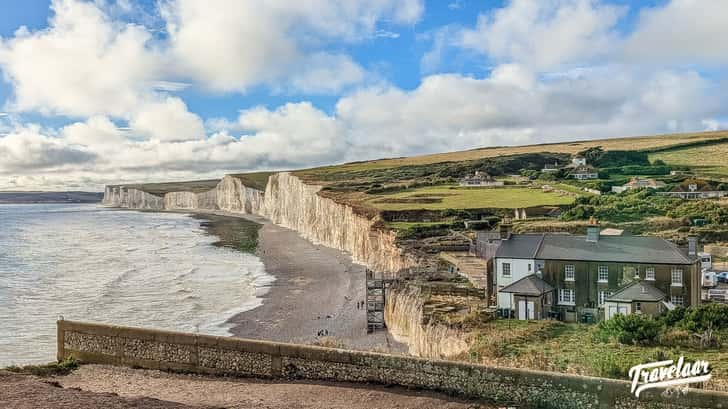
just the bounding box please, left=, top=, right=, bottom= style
left=596, top=314, right=661, bottom=345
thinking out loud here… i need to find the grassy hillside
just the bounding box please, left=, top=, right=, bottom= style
left=649, top=140, right=728, bottom=181
left=298, top=130, right=728, bottom=179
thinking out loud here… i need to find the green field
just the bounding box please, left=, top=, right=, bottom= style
left=367, top=186, right=574, bottom=210
left=649, top=141, right=728, bottom=181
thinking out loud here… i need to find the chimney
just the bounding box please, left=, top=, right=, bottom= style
left=687, top=235, right=698, bottom=257
left=499, top=217, right=512, bottom=240
left=586, top=217, right=600, bottom=243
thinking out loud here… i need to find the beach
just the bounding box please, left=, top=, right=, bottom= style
left=197, top=211, right=404, bottom=353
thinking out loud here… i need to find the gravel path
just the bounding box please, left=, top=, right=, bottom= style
left=47, top=365, right=490, bottom=408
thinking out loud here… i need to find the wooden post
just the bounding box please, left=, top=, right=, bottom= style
left=56, top=318, right=65, bottom=362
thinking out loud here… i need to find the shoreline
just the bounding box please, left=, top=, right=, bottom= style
left=176, top=209, right=405, bottom=353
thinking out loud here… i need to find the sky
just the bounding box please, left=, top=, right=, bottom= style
left=0, top=0, right=727, bottom=191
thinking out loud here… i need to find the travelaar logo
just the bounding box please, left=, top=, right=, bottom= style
left=629, top=357, right=711, bottom=397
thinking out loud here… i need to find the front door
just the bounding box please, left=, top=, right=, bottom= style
left=518, top=300, right=535, bottom=320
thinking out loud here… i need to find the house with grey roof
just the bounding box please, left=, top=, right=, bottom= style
left=491, top=221, right=700, bottom=322
left=603, top=280, right=670, bottom=320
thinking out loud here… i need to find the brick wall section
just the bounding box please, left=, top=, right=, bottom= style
left=58, top=320, right=727, bottom=409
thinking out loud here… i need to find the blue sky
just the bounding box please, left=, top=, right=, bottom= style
left=0, top=0, right=726, bottom=190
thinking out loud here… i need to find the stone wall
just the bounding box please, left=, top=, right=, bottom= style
left=57, top=320, right=727, bottom=409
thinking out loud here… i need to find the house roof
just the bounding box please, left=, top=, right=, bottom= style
left=495, top=234, right=544, bottom=259
left=494, top=233, right=695, bottom=265
left=606, top=280, right=666, bottom=303
left=536, top=234, right=695, bottom=265
left=500, top=274, right=555, bottom=296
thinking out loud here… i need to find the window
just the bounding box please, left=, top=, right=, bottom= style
left=528, top=263, right=532, bottom=272
left=635, top=302, right=642, bottom=313
left=671, top=268, right=683, bottom=287
left=645, top=267, right=655, bottom=281
left=598, top=265, right=609, bottom=282
left=565, top=265, right=575, bottom=281
left=559, top=288, right=575, bottom=305
left=598, top=291, right=612, bottom=305
left=502, top=263, right=511, bottom=277
left=671, top=296, right=684, bottom=306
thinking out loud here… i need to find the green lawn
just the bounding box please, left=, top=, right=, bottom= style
left=366, top=185, right=574, bottom=210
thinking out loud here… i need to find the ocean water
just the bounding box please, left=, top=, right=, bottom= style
left=0, top=204, right=273, bottom=366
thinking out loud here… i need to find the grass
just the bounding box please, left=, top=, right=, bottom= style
left=4, top=358, right=79, bottom=377
left=366, top=185, right=575, bottom=210
left=127, top=179, right=221, bottom=196
left=469, top=321, right=728, bottom=390
left=649, top=141, right=728, bottom=181
left=230, top=171, right=273, bottom=191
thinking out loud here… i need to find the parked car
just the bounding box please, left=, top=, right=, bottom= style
left=717, top=272, right=728, bottom=283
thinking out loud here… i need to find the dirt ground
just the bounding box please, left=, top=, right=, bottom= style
left=1, top=365, right=491, bottom=409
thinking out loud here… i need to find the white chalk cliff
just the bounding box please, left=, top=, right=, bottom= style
left=102, top=172, right=412, bottom=274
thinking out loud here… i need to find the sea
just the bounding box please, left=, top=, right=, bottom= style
left=0, top=204, right=273, bottom=366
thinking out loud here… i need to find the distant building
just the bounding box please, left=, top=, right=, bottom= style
left=459, top=171, right=504, bottom=187
left=611, top=178, right=666, bottom=193
left=658, top=179, right=728, bottom=199
left=542, top=162, right=560, bottom=172
left=571, top=155, right=587, bottom=167
left=486, top=220, right=700, bottom=322
left=571, top=165, right=599, bottom=180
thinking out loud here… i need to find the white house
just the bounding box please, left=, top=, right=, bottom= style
left=571, top=155, right=587, bottom=167
left=493, top=231, right=544, bottom=309
left=572, top=165, right=599, bottom=180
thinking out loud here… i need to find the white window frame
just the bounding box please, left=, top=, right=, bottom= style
left=645, top=267, right=655, bottom=281
left=635, top=302, right=642, bottom=314
left=598, top=265, right=609, bottom=283
left=671, top=268, right=683, bottom=287
left=502, top=262, right=511, bottom=278
left=671, top=295, right=684, bottom=306
left=598, top=290, right=612, bottom=306
left=559, top=288, right=575, bottom=305
left=564, top=265, right=575, bottom=282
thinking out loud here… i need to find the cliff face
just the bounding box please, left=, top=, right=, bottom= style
left=102, top=172, right=412, bottom=274
left=216, top=175, right=264, bottom=214
left=260, top=172, right=413, bottom=273
left=102, top=186, right=164, bottom=210
left=384, top=284, right=469, bottom=359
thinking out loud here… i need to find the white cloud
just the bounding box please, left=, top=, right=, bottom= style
left=0, top=123, right=95, bottom=172
left=162, top=0, right=423, bottom=93
left=129, top=97, right=205, bottom=142
left=0, top=0, right=162, bottom=117
left=624, top=0, right=728, bottom=65
left=455, top=0, right=624, bottom=69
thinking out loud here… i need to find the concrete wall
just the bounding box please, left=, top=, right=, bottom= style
left=58, top=320, right=727, bottom=409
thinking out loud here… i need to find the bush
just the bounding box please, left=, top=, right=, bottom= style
left=680, top=303, right=728, bottom=332
left=596, top=314, right=661, bottom=345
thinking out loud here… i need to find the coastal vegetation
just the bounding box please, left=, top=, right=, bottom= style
left=195, top=214, right=261, bottom=253
left=468, top=316, right=728, bottom=388
left=4, top=358, right=79, bottom=377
